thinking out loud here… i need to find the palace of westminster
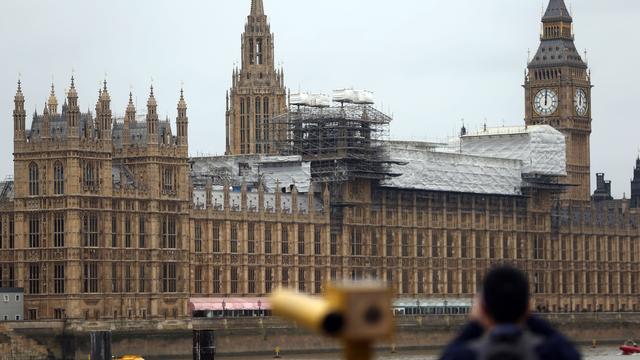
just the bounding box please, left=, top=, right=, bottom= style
left=1, top=0, right=640, bottom=321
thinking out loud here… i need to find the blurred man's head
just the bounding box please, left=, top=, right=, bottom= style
left=482, top=266, right=530, bottom=324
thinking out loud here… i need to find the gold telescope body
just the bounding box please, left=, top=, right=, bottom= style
left=270, top=281, right=394, bottom=360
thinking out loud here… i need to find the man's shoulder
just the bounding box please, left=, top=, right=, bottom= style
left=536, top=331, right=582, bottom=360
left=529, top=317, right=581, bottom=360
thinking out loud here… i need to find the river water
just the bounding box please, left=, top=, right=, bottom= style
left=205, top=347, right=628, bottom=360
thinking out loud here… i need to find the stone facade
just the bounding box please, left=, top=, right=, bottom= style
left=3, top=80, right=192, bottom=321
left=0, top=0, right=639, bottom=322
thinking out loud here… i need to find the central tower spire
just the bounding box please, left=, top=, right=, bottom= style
left=225, top=0, right=287, bottom=155
left=251, top=0, right=264, bottom=16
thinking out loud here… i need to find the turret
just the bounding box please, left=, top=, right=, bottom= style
left=48, top=83, right=58, bottom=115
left=13, top=79, right=26, bottom=143
left=96, top=80, right=112, bottom=142
left=258, top=177, right=265, bottom=213
left=176, top=88, right=188, bottom=147
left=124, top=92, right=136, bottom=147
left=205, top=178, right=213, bottom=209
left=146, top=85, right=158, bottom=145
left=241, top=178, right=248, bottom=211
left=66, top=77, right=80, bottom=139
left=630, top=157, right=640, bottom=208
left=323, top=179, right=330, bottom=210
left=41, top=103, right=50, bottom=140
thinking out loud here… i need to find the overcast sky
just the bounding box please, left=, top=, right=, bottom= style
left=1, top=0, right=639, bottom=197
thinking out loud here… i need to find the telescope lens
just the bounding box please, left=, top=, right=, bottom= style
left=365, top=306, right=382, bottom=324
left=322, top=312, right=345, bottom=336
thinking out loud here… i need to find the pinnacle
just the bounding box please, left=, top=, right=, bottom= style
left=15, top=78, right=25, bottom=103
left=126, top=92, right=136, bottom=116
left=251, top=0, right=264, bottom=16
left=68, top=76, right=78, bottom=98
left=178, top=88, right=187, bottom=110
left=147, top=85, right=157, bottom=107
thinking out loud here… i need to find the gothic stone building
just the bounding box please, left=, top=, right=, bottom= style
left=0, top=0, right=639, bottom=321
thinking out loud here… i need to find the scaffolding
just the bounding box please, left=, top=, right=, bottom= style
left=272, top=102, right=397, bottom=183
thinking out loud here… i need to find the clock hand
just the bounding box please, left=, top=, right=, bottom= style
left=545, top=90, right=548, bottom=106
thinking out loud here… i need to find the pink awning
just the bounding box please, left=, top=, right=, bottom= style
left=189, top=297, right=271, bottom=312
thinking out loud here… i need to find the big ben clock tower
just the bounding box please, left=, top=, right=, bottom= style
left=524, top=0, right=592, bottom=202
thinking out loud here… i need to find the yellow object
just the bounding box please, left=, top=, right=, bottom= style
left=270, top=290, right=336, bottom=334
left=270, top=281, right=394, bottom=360
left=118, top=356, right=145, bottom=360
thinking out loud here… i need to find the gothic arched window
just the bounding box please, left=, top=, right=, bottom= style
left=54, top=161, right=64, bottom=195
left=28, top=163, right=39, bottom=196
left=255, top=97, right=262, bottom=151
left=249, top=39, right=255, bottom=65
left=263, top=97, right=270, bottom=143
left=256, top=39, right=263, bottom=65
left=83, top=161, right=96, bottom=189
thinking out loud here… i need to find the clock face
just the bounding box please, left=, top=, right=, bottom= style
left=575, top=88, right=588, bottom=116
left=534, top=89, right=559, bottom=116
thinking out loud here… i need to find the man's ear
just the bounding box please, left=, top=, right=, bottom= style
left=477, top=298, right=496, bottom=329
left=520, top=300, right=532, bottom=324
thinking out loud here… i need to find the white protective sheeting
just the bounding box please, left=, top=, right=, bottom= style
left=332, top=89, right=374, bottom=104
left=456, top=125, right=566, bottom=176
left=190, top=155, right=312, bottom=193
left=290, top=93, right=331, bottom=108
left=382, top=142, right=523, bottom=196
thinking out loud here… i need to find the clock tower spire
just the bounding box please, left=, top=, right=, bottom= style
left=524, top=0, right=592, bottom=202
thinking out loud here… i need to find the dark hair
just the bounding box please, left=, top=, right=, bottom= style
left=482, top=266, right=530, bottom=324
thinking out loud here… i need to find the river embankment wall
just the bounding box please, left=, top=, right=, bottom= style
left=4, top=313, right=640, bottom=359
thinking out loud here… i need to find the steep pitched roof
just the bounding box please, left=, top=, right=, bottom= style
left=543, top=0, right=572, bottom=23
left=528, top=38, right=586, bottom=69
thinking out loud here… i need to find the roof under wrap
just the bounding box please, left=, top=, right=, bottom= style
left=190, top=155, right=311, bottom=193
left=456, top=125, right=567, bottom=177
left=0, top=181, right=14, bottom=201
left=382, top=142, right=523, bottom=196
